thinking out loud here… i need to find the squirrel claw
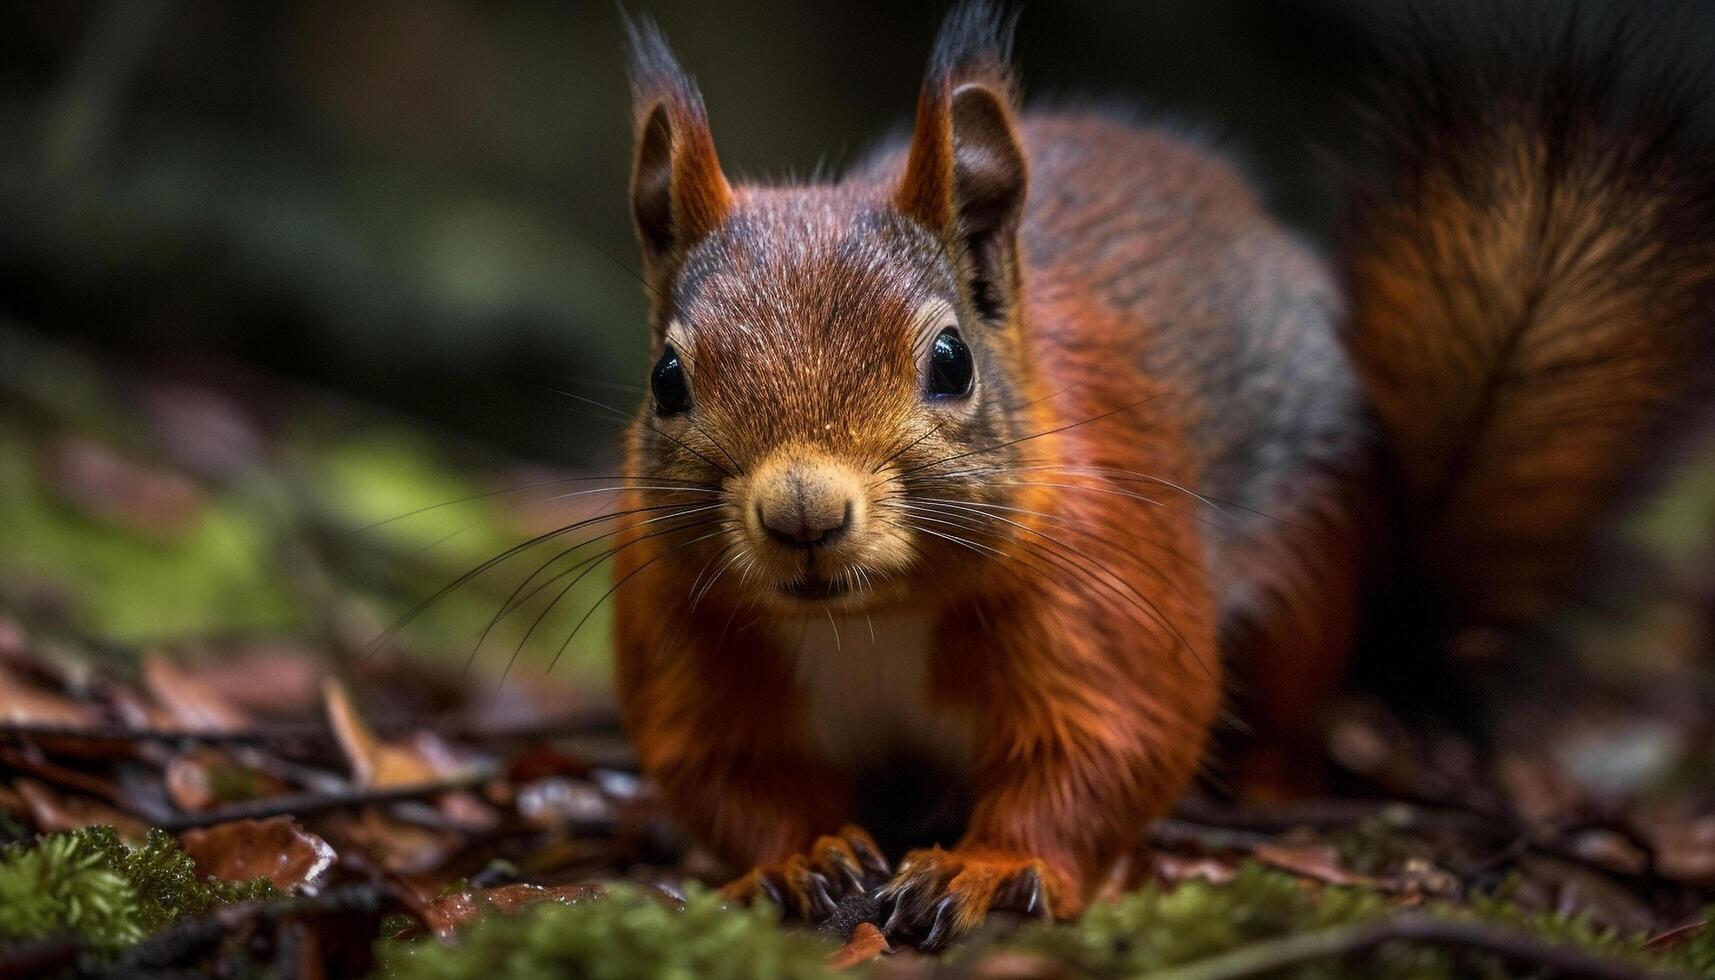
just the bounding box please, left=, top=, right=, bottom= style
left=722, top=825, right=891, bottom=924
left=879, top=848, right=1074, bottom=950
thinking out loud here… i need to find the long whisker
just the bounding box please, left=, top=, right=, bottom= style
left=891, top=393, right=1165, bottom=481
left=547, top=527, right=730, bottom=672
left=468, top=503, right=726, bottom=671
left=899, top=503, right=1210, bottom=678
left=904, top=498, right=1200, bottom=610
left=350, top=475, right=715, bottom=534
left=869, top=414, right=947, bottom=476
left=544, top=386, right=737, bottom=480
left=925, top=460, right=1298, bottom=529
left=496, top=515, right=724, bottom=688
left=361, top=500, right=702, bottom=659
left=691, top=545, right=744, bottom=611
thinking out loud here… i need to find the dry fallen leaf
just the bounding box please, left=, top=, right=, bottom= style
left=1250, top=842, right=1376, bottom=887
left=828, top=922, right=890, bottom=970
left=143, top=653, right=251, bottom=731
left=323, top=678, right=455, bottom=788
left=165, top=747, right=288, bottom=811
left=418, top=883, right=609, bottom=940
left=42, top=436, right=206, bottom=538
left=1650, top=814, right=1715, bottom=886
left=327, top=808, right=463, bottom=876
left=1152, top=853, right=1238, bottom=886
left=13, top=778, right=148, bottom=839
left=0, top=663, right=96, bottom=726
left=180, top=817, right=336, bottom=894
left=187, top=642, right=324, bottom=716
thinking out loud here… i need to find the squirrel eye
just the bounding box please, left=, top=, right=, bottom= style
left=926, top=328, right=975, bottom=399
left=651, top=345, right=691, bottom=415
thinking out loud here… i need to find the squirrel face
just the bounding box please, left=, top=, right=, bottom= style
left=633, top=190, right=1030, bottom=610
left=622, top=18, right=1036, bottom=611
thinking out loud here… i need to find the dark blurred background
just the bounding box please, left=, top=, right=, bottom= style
left=0, top=0, right=1393, bottom=462
left=2, top=0, right=1714, bottom=807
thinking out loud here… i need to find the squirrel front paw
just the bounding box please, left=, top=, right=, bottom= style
left=878, top=847, right=1076, bottom=950
left=721, top=825, right=891, bottom=925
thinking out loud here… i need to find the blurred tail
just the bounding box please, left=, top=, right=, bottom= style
left=1342, top=14, right=1715, bottom=646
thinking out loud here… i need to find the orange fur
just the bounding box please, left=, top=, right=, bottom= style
left=604, top=2, right=1715, bottom=949
left=610, top=4, right=1349, bottom=946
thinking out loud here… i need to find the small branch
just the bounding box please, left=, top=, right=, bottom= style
left=153, top=768, right=498, bottom=830
left=0, top=721, right=328, bottom=745
left=1142, top=913, right=1698, bottom=980
left=0, top=709, right=620, bottom=748
left=1170, top=798, right=1491, bottom=838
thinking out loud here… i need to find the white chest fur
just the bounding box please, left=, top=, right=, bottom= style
left=779, top=611, right=974, bottom=772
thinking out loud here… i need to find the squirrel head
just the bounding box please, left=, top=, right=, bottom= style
left=621, top=4, right=1044, bottom=611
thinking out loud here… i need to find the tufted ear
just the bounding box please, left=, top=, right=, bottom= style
left=895, top=2, right=1028, bottom=323
left=624, top=15, right=732, bottom=290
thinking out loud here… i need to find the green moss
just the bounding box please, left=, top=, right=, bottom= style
left=987, top=863, right=1407, bottom=978
left=975, top=864, right=1704, bottom=979
left=0, top=826, right=271, bottom=951
left=377, top=885, right=840, bottom=980
left=376, top=867, right=1714, bottom=979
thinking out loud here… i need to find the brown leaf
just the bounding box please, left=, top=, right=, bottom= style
left=143, top=653, right=251, bottom=731
left=1152, top=853, right=1238, bottom=886
left=1567, top=828, right=1650, bottom=877
left=828, top=922, right=890, bottom=970
left=1250, top=842, right=1375, bottom=887
left=13, top=778, right=148, bottom=839
left=42, top=436, right=205, bottom=538
left=322, top=679, right=463, bottom=788
left=180, top=817, right=336, bottom=894
left=1650, top=814, right=1715, bottom=886
left=419, top=883, right=608, bottom=940
left=164, top=748, right=288, bottom=811
left=0, top=664, right=95, bottom=726
left=0, top=615, right=25, bottom=660
left=326, top=808, right=462, bottom=875
left=1646, top=918, right=1709, bottom=951
left=187, top=642, right=324, bottom=716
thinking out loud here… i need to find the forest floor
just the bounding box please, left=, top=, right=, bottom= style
left=3, top=327, right=1713, bottom=978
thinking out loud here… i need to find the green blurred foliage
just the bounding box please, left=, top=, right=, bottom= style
left=0, top=422, right=300, bottom=640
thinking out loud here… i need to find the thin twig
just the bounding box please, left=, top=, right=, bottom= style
left=152, top=768, right=498, bottom=830
left=0, top=708, right=621, bottom=747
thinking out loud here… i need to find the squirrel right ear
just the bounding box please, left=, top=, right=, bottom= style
left=624, top=15, right=732, bottom=282
left=895, top=2, right=1028, bottom=323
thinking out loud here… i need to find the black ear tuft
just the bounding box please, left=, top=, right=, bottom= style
left=922, top=0, right=1020, bottom=102
left=896, top=2, right=1028, bottom=323
left=620, top=12, right=732, bottom=288
left=621, top=12, right=701, bottom=124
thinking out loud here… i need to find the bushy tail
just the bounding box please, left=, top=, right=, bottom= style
left=1342, top=15, right=1715, bottom=645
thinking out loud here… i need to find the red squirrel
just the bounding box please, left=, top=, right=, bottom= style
left=607, top=3, right=1715, bottom=947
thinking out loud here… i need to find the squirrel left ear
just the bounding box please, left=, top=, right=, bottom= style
left=623, top=15, right=732, bottom=293
left=896, top=2, right=1028, bottom=322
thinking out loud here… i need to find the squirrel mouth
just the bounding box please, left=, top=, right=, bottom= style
left=779, top=576, right=852, bottom=601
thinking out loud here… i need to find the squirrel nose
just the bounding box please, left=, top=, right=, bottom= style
left=755, top=465, right=855, bottom=549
